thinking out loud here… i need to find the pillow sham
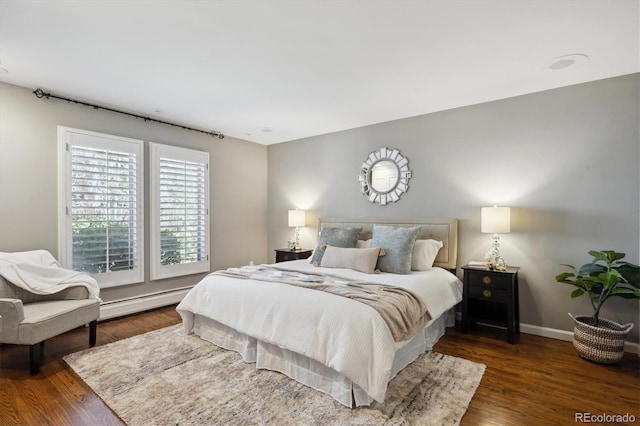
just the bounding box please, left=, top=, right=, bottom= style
left=370, top=225, right=421, bottom=274
left=411, top=239, right=444, bottom=271
left=320, top=245, right=382, bottom=274
left=310, top=227, right=362, bottom=265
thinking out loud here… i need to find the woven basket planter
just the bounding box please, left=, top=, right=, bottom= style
left=570, top=314, right=634, bottom=364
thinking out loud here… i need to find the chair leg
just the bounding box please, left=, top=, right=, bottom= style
left=89, top=320, right=97, bottom=346
left=29, top=343, right=41, bottom=375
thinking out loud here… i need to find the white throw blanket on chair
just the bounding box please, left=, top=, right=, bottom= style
left=0, top=250, right=101, bottom=300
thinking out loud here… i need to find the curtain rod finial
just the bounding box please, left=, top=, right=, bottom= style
left=33, top=88, right=48, bottom=98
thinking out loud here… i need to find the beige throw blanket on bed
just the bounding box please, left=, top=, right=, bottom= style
left=211, top=265, right=431, bottom=342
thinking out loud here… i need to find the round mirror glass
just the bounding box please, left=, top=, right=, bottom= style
left=358, top=147, right=411, bottom=206
left=370, top=160, right=399, bottom=193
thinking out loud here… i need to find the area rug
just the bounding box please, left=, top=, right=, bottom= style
left=64, top=325, right=485, bottom=425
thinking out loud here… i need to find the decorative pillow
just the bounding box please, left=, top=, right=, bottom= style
left=310, top=227, right=362, bottom=265
left=370, top=225, right=421, bottom=274
left=320, top=245, right=382, bottom=274
left=411, top=239, right=444, bottom=271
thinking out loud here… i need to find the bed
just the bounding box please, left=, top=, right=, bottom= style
left=177, top=217, right=462, bottom=407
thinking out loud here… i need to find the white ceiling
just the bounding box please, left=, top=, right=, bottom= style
left=0, top=1, right=638, bottom=145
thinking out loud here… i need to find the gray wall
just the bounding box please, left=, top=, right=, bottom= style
left=267, top=74, right=640, bottom=343
left=0, top=82, right=268, bottom=303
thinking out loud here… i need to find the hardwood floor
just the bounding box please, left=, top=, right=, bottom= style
left=0, top=306, right=181, bottom=426
left=434, top=326, right=639, bottom=426
left=1, top=306, right=638, bottom=425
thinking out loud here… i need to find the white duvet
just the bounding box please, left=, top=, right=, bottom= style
left=177, top=259, right=462, bottom=403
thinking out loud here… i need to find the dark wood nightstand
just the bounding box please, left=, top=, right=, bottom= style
left=461, top=264, right=520, bottom=343
left=275, top=248, right=312, bottom=263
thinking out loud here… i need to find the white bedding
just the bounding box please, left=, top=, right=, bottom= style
left=177, top=259, right=462, bottom=404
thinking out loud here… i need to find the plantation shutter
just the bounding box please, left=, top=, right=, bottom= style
left=150, top=143, right=210, bottom=280
left=71, top=146, right=139, bottom=272
left=159, top=158, right=207, bottom=264
left=58, top=127, right=144, bottom=288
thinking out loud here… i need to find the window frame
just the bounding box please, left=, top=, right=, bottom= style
left=57, top=126, right=145, bottom=288
left=149, top=142, right=210, bottom=280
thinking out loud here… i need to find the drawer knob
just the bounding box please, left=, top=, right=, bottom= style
left=483, top=289, right=492, bottom=298
left=482, top=276, right=492, bottom=285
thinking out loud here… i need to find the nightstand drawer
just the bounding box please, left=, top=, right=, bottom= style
left=275, top=249, right=312, bottom=263
left=468, top=285, right=508, bottom=303
left=466, top=271, right=511, bottom=290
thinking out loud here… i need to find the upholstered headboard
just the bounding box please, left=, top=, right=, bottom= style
left=318, top=217, right=458, bottom=270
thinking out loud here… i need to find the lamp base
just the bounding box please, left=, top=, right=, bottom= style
left=484, top=233, right=506, bottom=270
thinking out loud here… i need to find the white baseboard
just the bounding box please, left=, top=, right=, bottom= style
left=520, top=323, right=639, bottom=355
left=454, top=312, right=639, bottom=355
left=99, top=287, right=192, bottom=321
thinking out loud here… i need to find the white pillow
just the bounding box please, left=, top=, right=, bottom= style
left=356, top=239, right=371, bottom=248
left=411, top=239, right=443, bottom=271
left=320, top=245, right=382, bottom=274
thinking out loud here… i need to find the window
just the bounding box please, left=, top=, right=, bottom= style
left=58, top=127, right=144, bottom=288
left=150, top=142, right=210, bottom=280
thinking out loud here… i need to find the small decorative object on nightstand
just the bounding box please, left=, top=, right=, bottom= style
left=275, top=248, right=312, bottom=263
left=461, top=264, right=520, bottom=343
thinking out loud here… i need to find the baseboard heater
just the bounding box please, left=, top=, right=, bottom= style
left=99, top=286, right=193, bottom=321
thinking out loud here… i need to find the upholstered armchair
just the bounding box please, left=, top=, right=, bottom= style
left=0, top=275, right=100, bottom=374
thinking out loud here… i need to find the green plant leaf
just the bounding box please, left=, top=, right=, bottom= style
left=579, top=263, right=606, bottom=276
left=570, top=288, right=585, bottom=298
left=555, top=272, right=575, bottom=282
left=613, top=293, right=640, bottom=300
left=603, top=270, right=623, bottom=289
left=577, top=278, right=597, bottom=292
left=559, top=264, right=577, bottom=273
left=603, top=250, right=625, bottom=262
left=609, top=287, right=640, bottom=296
left=588, top=250, right=610, bottom=263
left=583, top=282, right=602, bottom=295
left=616, top=263, right=640, bottom=287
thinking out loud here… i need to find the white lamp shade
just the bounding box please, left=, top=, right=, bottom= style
left=288, top=210, right=306, bottom=227
left=481, top=206, right=511, bottom=234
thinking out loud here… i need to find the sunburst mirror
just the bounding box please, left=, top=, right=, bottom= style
left=358, top=147, right=411, bottom=206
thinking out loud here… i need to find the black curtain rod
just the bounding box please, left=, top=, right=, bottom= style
left=33, top=88, right=224, bottom=139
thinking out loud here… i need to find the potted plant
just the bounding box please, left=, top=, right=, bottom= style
left=555, top=250, right=639, bottom=363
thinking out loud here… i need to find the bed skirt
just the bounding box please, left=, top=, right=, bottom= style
left=192, top=308, right=454, bottom=407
